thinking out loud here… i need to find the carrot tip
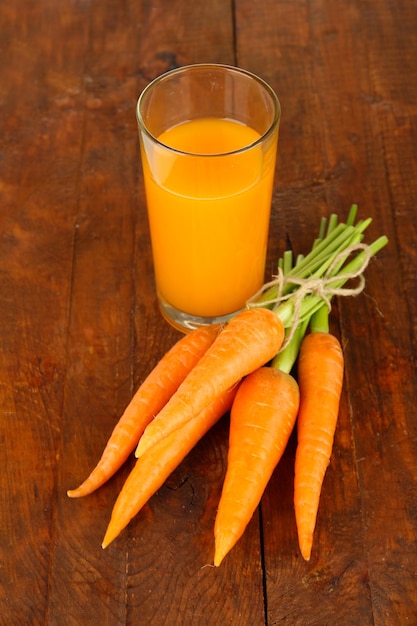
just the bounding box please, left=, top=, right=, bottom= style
left=67, top=486, right=90, bottom=498
left=102, top=521, right=122, bottom=549
left=135, top=437, right=150, bottom=458
left=101, top=534, right=112, bottom=549
left=213, top=544, right=230, bottom=566
left=298, top=540, right=312, bottom=561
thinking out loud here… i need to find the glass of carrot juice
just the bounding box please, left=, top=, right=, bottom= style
left=136, top=64, right=280, bottom=332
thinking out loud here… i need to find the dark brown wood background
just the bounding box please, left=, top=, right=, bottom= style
left=1, top=0, right=416, bottom=624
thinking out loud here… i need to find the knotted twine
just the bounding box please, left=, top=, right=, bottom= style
left=246, top=242, right=372, bottom=351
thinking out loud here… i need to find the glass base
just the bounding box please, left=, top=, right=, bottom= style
left=158, top=296, right=243, bottom=333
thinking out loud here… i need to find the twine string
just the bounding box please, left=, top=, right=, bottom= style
left=247, top=243, right=372, bottom=349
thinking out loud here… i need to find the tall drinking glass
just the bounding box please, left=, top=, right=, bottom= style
left=137, top=64, right=280, bottom=332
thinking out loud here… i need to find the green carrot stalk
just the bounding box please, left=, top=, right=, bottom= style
left=270, top=234, right=388, bottom=329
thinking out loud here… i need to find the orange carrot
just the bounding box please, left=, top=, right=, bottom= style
left=135, top=308, right=285, bottom=458
left=214, top=366, right=300, bottom=566
left=67, top=324, right=219, bottom=498
left=102, top=384, right=239, bottom=548
left=294, top=330, right=344, bottom=561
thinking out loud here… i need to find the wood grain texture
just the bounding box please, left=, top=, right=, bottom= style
left=1, top=0, right=416, bottom=624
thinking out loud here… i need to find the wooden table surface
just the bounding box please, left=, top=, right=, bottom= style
left=2, top=1, right=416, bottom=624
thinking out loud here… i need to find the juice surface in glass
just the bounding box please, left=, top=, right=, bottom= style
left=141, top=117, right=277, bottom=318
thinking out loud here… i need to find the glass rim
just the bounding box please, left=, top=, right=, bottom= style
left=136, top=63, right=281, bottom=158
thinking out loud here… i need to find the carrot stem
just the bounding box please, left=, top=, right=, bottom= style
left=272, top=234, right=388, bottom=330
left=271, top=321, right=308, bottom=374
left=346, top=203, right=358, bottom=225
left=253, top=206, right=382, bottom=314
left=309, top=304, right=330, bottom=334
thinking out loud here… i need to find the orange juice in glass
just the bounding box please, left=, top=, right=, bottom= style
left=137, top=64, right=280, bottom=331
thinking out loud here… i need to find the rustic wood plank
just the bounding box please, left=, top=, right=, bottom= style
left=47, top=2, right=145, bottom=622
left=235, top=0, right=417, bottom=624
left=45, top=0, right=265, bottom=624
left=236, top=2, right=375, bottom=621
left=0, top=3, right=89, bottom=624
left=339, top=1, right=417, bottom=622
left=304, top=1, right=417, bottom=623
left=125, top=1, right=266, bottom=623
left=133, top=0, right=236, bottom=81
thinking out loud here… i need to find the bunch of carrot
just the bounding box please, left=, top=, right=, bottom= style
left=68, top=206, right=387, bottom=566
